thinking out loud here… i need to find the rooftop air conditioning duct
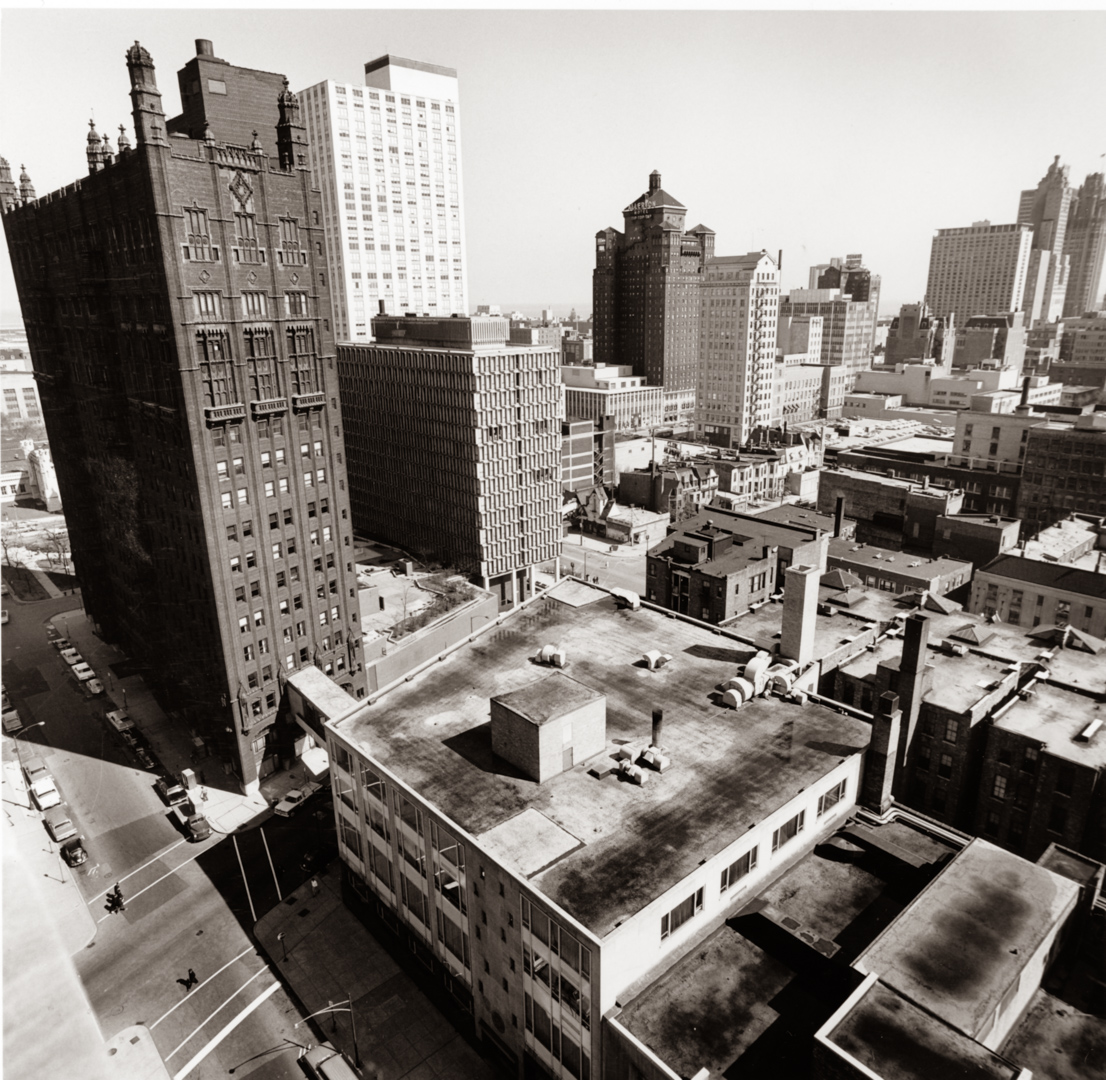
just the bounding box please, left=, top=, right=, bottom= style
left=1077, top=719, right=1102, bottom=742
left=536, top=644, right=567, bottom=668
left=642, top=650, right=672, bottom=671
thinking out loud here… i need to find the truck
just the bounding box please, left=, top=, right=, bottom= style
left=172, top=800, right=212, bottom=842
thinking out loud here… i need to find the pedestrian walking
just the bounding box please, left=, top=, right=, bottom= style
left=187, top=968, right=197, bottom=988
left=310, top=877, right=320, bottom=897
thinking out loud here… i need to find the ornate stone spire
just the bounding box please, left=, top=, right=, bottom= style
left=117, top=124, right=131, bottom=152
left=126, top=40, right=167, bottom=147
left=276, top=77, right=308, bottom=171
left=18, top=164, right=35, bottom=202
left=0, top=157, right=18, bottom=212
left=101, top=131, right=115, bottom=167
left=87, top=118, right=104, bottom=173
left=250, top=129, right=263, bottom=153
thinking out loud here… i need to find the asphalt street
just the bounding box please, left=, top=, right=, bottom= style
left=557, top=537, right=646, bottom=596
left=3, top=595, right=338, bottom=1079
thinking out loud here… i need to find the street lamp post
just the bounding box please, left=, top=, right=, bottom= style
left=295, top=997, right=361, bottom=1066
left=14, top=721, right=46, bottom=747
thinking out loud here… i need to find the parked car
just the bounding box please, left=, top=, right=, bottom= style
left=44, top=806, right=77, bottom=842
left=1, top=609, right=8, bottom=625
left=2, top=707, right=22, bottom=733
left=60, top=649, right=83, bottom=666
left=51, top=636, right=72, bottom=651
left=133, top=745, right=156, bottom=770
left=72, top=663, right=96, bottom=682
left=86, top=679, right=105, bottom=696
left=299, top=1042, right=362, bottom=1080
left=105, top=709, right=134, bottom=733
left=30, top=775, right=62, bottom=810
left=155, top=776, right=188, bottom=806
left=61, top=836, right=88, bottom=866
left=273, top=787, right=315, bottom=817
left=22, top=756, right=49, bottom=784
left=1, top=579, right=9, bottom=595
left=1, top=686, right=11, bottom=711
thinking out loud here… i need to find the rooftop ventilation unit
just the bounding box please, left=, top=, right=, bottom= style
left=642, top=650, right=672, bottom=671
left=941, top=640, right=969, bottom=656
left=611, top=588, right=641, bottom=611
left=1077, top=719, right=1102, bottom=742
left=535, top=645, right=567, bottom=668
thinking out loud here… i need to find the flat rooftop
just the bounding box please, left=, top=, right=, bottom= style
left=333, top=581, right=871, bottom=937
left=618, top=818, right=959, bottom=1077
left=828, top=539, right=971, bottom=579
left=993, top=681, right=1106, bottom=769
left=856, top=838, right=1079, bottom=1040
left=866, top=435, right=955, bottom=456
left=829, top=979, right=1021, bottom=1080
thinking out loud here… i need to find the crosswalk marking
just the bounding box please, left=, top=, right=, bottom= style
left=171, top=979, right=281, bottom=1080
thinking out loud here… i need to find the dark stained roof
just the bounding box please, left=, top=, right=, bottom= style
left=978, top=554, right=1106, bottom=600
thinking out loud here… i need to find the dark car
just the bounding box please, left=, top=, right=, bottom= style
left=61, top=837, right=88, bottom=866
left=133, top=745, right=156, bottom=770
left=155, top=776, right=188, bottom=806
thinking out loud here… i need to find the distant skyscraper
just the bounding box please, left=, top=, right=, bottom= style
left=1, top=39, right=365, bottom=793
left=884, top=302, right=954, bottom=367
left=300, top=55, right=468, bottom=340
left=695, top=251, right=779, bottom=447
left=1018, top=156, right=1072, bottom=325
left=593, top=171, right=714, bottom=427
left=337, top=316, right=561, bottom=607
left=925, top=221, right=1034, bottom=320
left=1063, top=172, right=1106, bottom=317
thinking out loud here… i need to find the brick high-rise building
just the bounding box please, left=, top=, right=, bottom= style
left=299, top=56, right=468, bottom=340
left=695, top=251, right=780, bottom=447
left=1063, top=172, right=1106, bottom=317
left=593, top=171, right=713, bottom=426
left=1, top=40, right=365, bottom=793
left=337, top=315, right=561, bottom=607
left=925, top=221, right=1034, bottom=320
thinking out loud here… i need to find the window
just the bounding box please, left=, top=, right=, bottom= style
left=237, top=488, right=248, bottom=506
left=720, top=848, right=757, bottom=892
left=193, top=291, right=222, bottom=319
left=938, top=753, right=953, bottom=779
left=992, top=775, right=1007, bottom=800
left=272, top=542, right=282, bottom=560
left=817, top=779, right=847, bottom=816
left=1056, top=763, right=1075, bottom=796
left=241, top=291, right=268, bottom=318
left=221, top=492, right=233, bottom=510
left=772, top=810, right=805, bottom=853
left=944, top=718, right=959, bottom=743
left=184, top=207, right=213, bottom=260
left=660, top=887, right=704, bottom=940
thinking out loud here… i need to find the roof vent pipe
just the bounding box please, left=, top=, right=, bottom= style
left=196, top=39, right=214, bottom=57
left=652, top=708, right=664, bottom=747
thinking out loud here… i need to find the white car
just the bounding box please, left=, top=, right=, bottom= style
left=86, top=679, right=104, bottom=696
left=30, top=776, right=61, bottom=811
left=1, top=610, right=8, bottom=625
left=44, top=806, right=77, bottom=842
left=51, top=637, right=72, bottom=651
left=60, top=649, right=83, bottom=666
left=105, top=709, right=134, bottom=733
left=273, top=788, right=312, bottom=817
left=72, top=663, right=96, bottom=682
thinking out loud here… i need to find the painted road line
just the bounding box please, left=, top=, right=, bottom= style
left=150, top=944, right=258, bottom=1030
left=166, top=965, right=272, bottom=1059
left=88, top=837, right=188, bottom=904
left=96, top=846, right=205, bottom=922
left=171, top=979, right=281, bottom=1080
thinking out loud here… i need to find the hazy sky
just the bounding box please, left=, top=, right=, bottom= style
left=2, top=7, right=1105, bottom=324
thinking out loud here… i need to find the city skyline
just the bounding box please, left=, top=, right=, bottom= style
left=2, top=8, right=1106, bottom=326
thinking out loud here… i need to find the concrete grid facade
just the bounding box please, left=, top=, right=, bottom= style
left=299, top=56, right=467, bottom=340
left=1, top=41, right=365, bottom=792
left=337, top=317, right=561, bottom=605
left=925, top=221, right=1034, bottom=319
left=695, top=252, right=780, bottom=448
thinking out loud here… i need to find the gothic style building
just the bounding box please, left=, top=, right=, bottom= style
left=2, top=40, right=365, bottom=792
left=593, top=172, right=713, bottom=425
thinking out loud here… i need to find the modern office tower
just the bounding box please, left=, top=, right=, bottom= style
left=695, top=252, right=780, bottom=448
left=1063, top=172, right=1106, bottom=317
left=925, top=220, right=1034, bottom=320
left=884, top=302, right=954, bottom=367
left=299, top=56, right=467, bottom=340
left=779, top=284, right=878, bottom=376
left=336, top=315, right=561, bottom=607
left=1018, top=156, right=1073, bottom=324
left=561, top=364, right=663, bottom=433
left=593, top=171, right=714, bottom=427
left=1, top=40, right=365, bottom=793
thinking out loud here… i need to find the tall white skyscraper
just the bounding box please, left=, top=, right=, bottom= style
left=695, top=251, right=780, bottom=448
left=925, top=221, right=1034, bottom=320
left=299, top=56, right=469, bottom=340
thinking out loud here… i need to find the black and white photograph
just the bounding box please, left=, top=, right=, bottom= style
left=2, top=4, right=1105, bottom=1079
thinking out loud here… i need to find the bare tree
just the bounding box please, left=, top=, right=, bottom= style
left=44, top=528, right=71, bottom=577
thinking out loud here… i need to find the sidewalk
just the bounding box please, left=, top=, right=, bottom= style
left=52, top=607, right=308, bottom=835
left=255, top=873, right=498, bottom=1080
